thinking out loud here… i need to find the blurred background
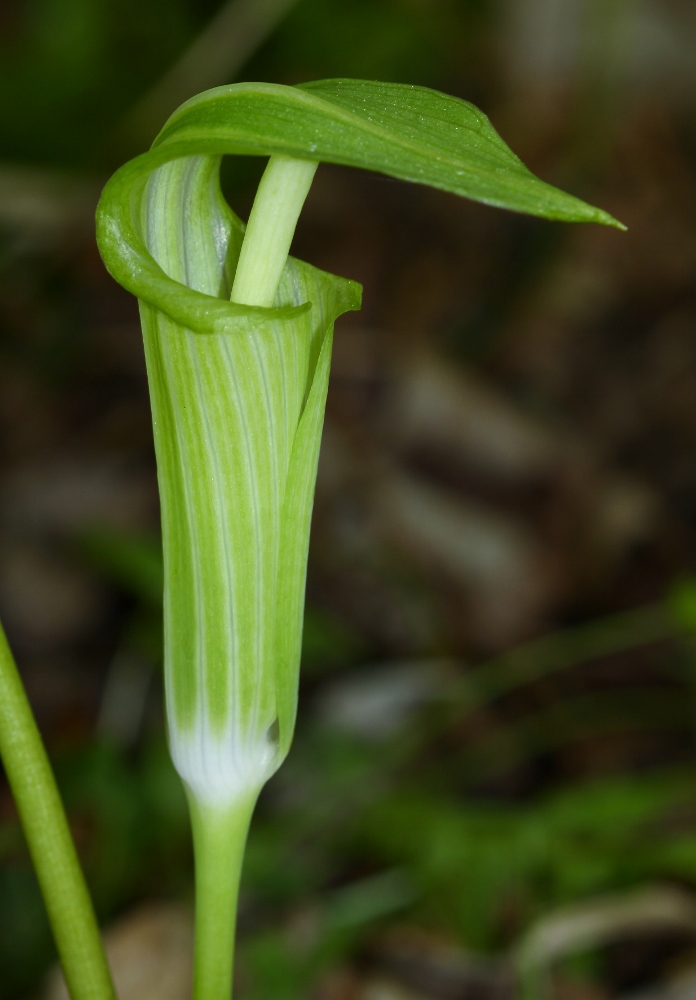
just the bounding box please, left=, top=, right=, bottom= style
left=2, top=0, right=696, bottom=997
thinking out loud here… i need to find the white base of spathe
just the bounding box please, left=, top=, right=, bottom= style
left=169, top=718, right=281, bottom=808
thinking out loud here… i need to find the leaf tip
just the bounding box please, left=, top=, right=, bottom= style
left=596, top=209, right=627, bottom=231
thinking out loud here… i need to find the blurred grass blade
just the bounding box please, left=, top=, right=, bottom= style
left=78, top=527, right=164, bottom=607
left=516, top=886, right=696, bottom=1000
left=112, top=0, right=301, bottom=157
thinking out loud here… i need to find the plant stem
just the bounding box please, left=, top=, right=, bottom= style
left=190, top=792, right=259, bottom=1000
left=231, top=154, right=318, bottom=307
left=0, top=622, right=115, bottom=1000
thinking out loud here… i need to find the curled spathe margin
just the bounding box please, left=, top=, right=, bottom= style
left=96, top=146, right=361, bottom=336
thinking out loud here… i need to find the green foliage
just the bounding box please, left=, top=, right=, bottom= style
left=349, top=771, right=696, bottom=950
left=669, top=577, right=696, bottom=634
left=253, top=769, right=693, bottom=971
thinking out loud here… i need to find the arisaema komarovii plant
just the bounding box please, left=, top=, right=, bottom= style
left=0, top=79, right=623, bottom=1000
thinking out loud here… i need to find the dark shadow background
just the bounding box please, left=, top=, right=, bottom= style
left=2, top=1, right=696, bottom=998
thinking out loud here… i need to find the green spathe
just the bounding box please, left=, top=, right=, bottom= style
left=96, top=78, right=620, bottom=805
left=139, top=154, right=359, bottom=804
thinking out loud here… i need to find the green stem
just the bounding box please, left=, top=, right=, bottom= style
left=0, top=623, right=115, bottom=1000
left=190, top=792, right=259, bottom=1000
left=231, top=154, right=318, bottom=307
